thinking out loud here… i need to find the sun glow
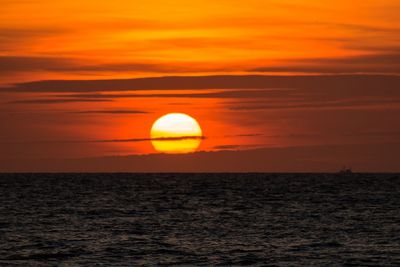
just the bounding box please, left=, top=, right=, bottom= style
left=150, top=113, right=203, bottom=154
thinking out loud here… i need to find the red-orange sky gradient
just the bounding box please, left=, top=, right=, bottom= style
left=1, top=1, right=400, bottom=172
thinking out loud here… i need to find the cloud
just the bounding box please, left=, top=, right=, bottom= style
left=319, top=22, right=400, bottom=34
left=345, top=130, right=400, bottom=137
left=4, top=75, right=400, bottom=112
left=226, top=133, right=264, bottom=137
left=5, top=74, right=400, bottom=93
left=3, top=135, right=206, bottom=145
left=42, top=135, right=205, bottom=144
left=4, top=89, right=299, bottom=107
left=9, top=98, right=113, bottom=104
left=213, top=144, right=265, bottom=150
left=0, top=27, right=64, bottom=51
left=93, top=136, right=205, bottom=143
left=0, top=56, right=187, bottom=74
left=2, top=50, right=399, bottom=80
left=2, top=143, right=399, bottom=172
left=251, top=52, right=400, bottom=74
left=72, top=110, right=149, bottom=114
left=59, top=89, right=295, bottom=100
left=213, top=145, right=242, bottom=150
left=0, top=56, right=76, bottom=73
left=229, top=98, right=400, bottom=111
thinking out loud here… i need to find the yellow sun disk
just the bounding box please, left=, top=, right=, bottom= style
left=150, top=113, right=202, bottom=154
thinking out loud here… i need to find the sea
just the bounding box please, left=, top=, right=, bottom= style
left=0, top=173, right=399, bottom=266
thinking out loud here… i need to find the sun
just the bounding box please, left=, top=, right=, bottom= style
left=150, top=113, right=203, bottom=154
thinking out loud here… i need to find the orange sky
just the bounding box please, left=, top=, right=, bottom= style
left=1, top=1, right=400, bottom=171
left=2, top=0, right=400, bottom=83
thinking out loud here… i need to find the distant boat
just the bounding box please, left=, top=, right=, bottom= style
left=338, top=166, right=353, bottom=175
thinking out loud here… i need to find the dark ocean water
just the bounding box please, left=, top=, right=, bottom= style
left=0, top=173, right=399, bottom=266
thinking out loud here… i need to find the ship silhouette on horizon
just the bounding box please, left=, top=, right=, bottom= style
left=338, top=166, right=353, bottom=175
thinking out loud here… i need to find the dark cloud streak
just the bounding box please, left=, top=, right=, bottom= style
left=93, top=136, right=205, bottom=143
left=4, top=74, right=400, bottom=93
left=32, top=135, right=206, bottom=144
left=251, top=52, right=400, bottom=74
left=0, top=56, right=183, bottom=74
left=73, top=110, right=149, bottom=114
left=9, top=98, right=113, bottom=104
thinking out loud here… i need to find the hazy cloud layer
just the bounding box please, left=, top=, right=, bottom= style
left=2, top=143, right=399, bottom=172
